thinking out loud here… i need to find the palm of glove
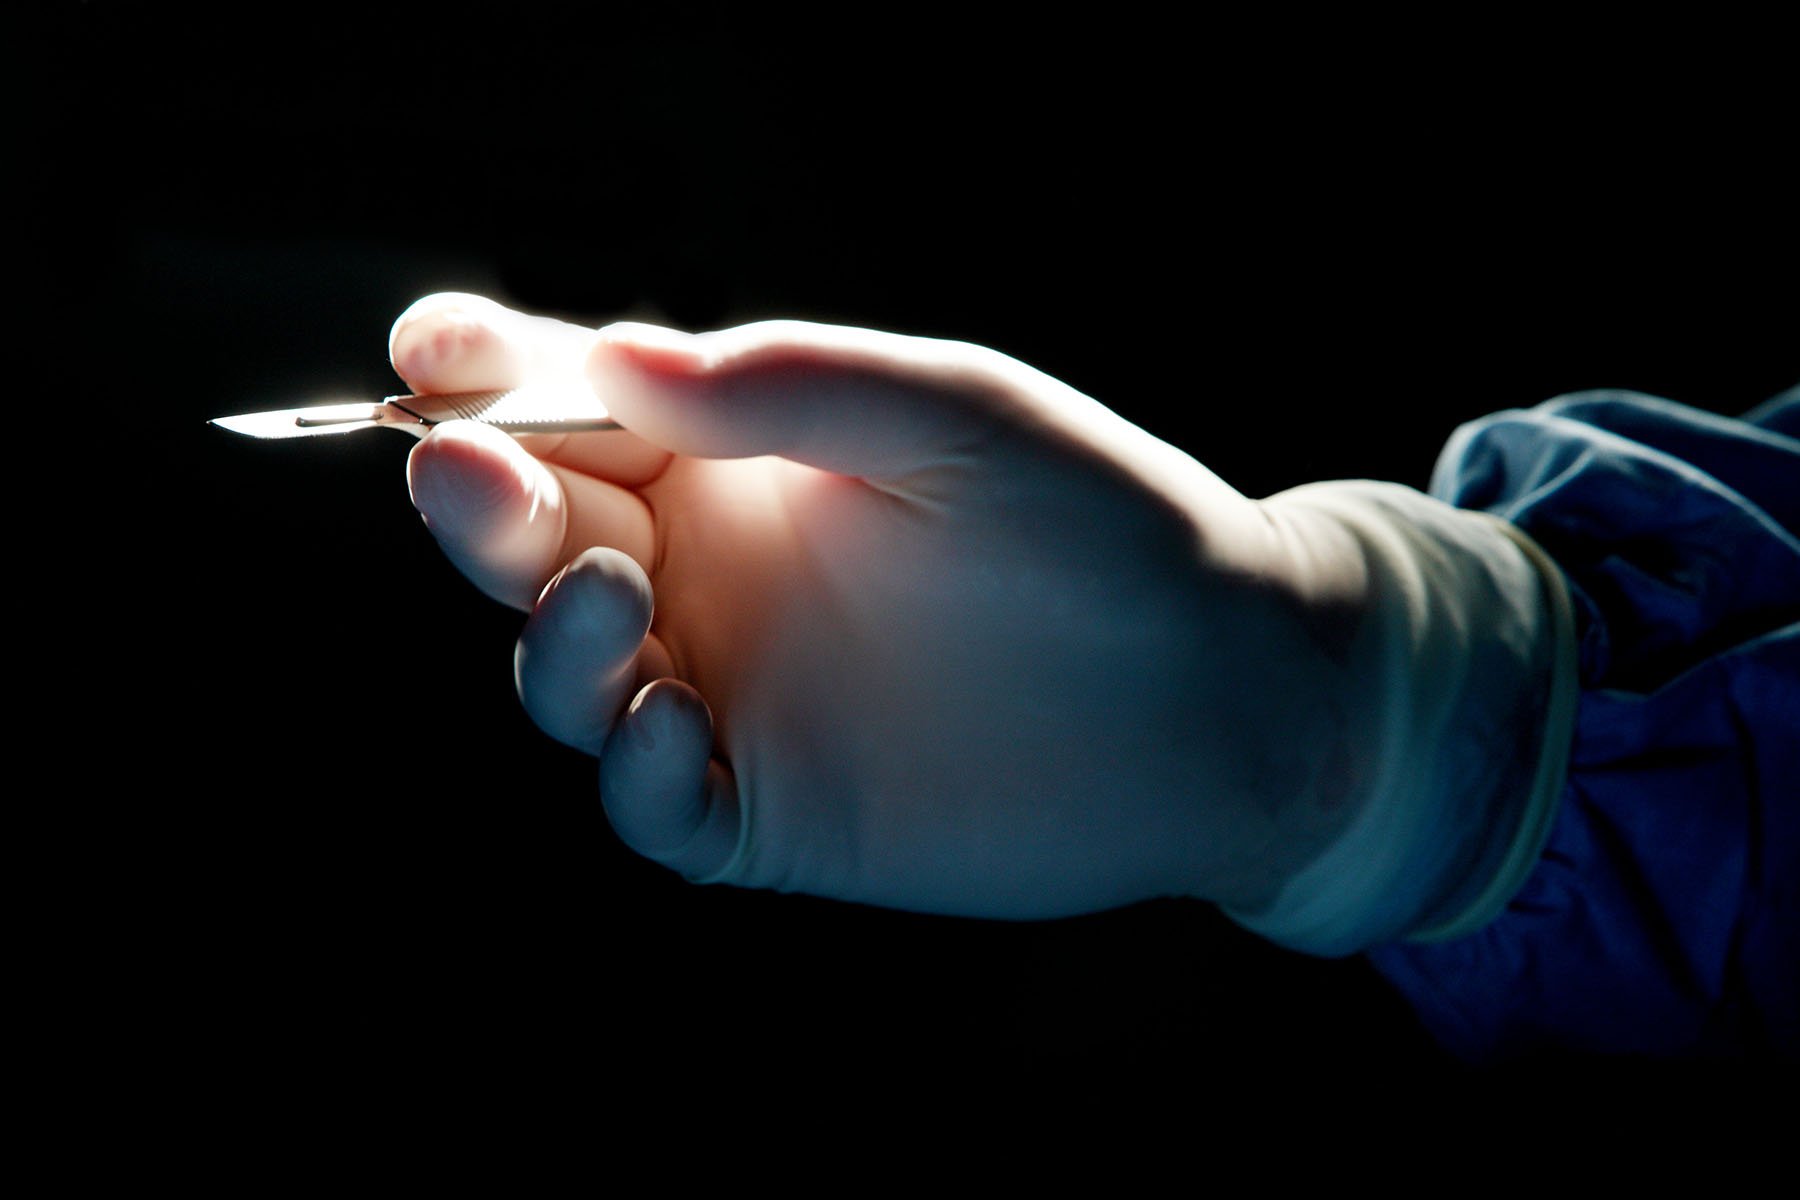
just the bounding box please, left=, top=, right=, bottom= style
left=394, top=295, right=1329, bottom=920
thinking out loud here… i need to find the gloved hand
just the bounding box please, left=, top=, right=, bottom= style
left=391, top=293, right=1376, bottom=920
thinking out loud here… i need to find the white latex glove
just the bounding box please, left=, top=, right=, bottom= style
left=391, top=294, right=1384, bottom=921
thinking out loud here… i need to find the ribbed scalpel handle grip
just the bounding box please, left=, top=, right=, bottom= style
left=385, top=388, right=621, bottom=432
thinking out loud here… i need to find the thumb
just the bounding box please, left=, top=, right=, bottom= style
left=586, top=319, right=1041, bottom=481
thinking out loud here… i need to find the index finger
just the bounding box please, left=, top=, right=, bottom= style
left=389, top=293, right=673, bottom=487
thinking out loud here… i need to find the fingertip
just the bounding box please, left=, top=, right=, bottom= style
left=389, top=292, right=509, bottom=353
left=618, top=677, right=710, bottom=754
left=601, top=678, right=741, bottom=878
left=390, top=293, right=529, bottom=392
left=406, top=420, right=531, bottom=527
left=514, top=548, right=656, bottom=753
left=406, top=421, right=569, bottom=609
left=531, top=545, right=655, bottom=648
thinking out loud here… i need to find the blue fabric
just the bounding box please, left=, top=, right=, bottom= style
left=1367, top=388, right=1800, bottom=1061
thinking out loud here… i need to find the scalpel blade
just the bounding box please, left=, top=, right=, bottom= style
left=209, top=389, right=622, bottom=439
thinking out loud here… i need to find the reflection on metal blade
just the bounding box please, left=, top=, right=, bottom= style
left=208, top=403, right=387, bottom=439
left=210, top=390, right=621, bottom=439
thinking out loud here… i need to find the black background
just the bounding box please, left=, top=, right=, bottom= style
left=32, top=3, right=1795, bottom=1116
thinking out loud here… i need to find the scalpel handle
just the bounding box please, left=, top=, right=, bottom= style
left=384, top=391, right=623, bottom=435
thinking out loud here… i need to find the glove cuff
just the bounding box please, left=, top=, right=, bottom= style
left=1221, top=481, right=1578, bottom=956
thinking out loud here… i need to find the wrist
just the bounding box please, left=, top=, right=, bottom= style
left=1144, top=472, right=1386, bottom=915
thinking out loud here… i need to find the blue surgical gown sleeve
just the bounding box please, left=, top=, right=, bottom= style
left=1366, top=386, right=1800, bottom=1061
